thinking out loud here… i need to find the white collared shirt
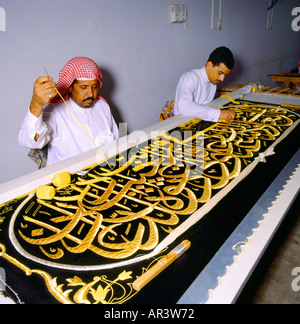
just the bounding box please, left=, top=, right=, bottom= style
left=19, top=98, right=119, bottom=166
left=174, top=67, right=220, bottom=122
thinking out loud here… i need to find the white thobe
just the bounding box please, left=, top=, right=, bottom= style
left=174, top=67, right=221, bottom=122
left=19, top=98, right=119, bottom=166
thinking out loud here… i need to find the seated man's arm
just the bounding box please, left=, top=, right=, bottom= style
left=18, top=107, right=50, bottom=149
left=19, top=76, right=56, bottom=148
left=175, top=74, right=235, bottom=122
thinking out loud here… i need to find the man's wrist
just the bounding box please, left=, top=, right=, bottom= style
left=29, top=99, right=43, bottom=118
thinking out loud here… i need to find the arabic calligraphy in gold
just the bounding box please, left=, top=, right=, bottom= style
left=6, top=105, right=298, bottom=271
left=0, top=103, right=298, bottom=304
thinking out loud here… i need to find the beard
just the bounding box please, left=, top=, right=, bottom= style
left=81, top=97, right=95, bottom=108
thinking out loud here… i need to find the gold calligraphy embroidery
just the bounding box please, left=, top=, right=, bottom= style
left=10, top=105, right=298, bottom=266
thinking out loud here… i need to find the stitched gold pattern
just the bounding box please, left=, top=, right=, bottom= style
left=0, top=242, right=164, bottom=304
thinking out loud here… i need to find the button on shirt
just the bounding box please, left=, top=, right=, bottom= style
left=174, top=67, right=221, bottom=122
left=19, top=98, right=119, bottom=166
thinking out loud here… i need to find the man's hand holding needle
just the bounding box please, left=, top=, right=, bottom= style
left=29, top=76, right=57, bottom=142
left=219, top=109, right=236, bottom=122
left=30, top=76, right=57, bottom=119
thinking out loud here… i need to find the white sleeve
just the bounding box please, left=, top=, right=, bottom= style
left=175, top=75, right=221, bottom=123
left=18, top=107, right=50, bottom=149
left=103, top=101, right=119, bottom=140
left=111, top=114, right=119, bottom=140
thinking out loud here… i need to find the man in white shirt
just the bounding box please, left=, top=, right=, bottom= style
left=19, top=57, right=119, bottom=166
left=175, top=47, right=236, bottom=122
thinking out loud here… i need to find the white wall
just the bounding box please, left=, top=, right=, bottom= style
left=0, top=0, right=299, bottom=184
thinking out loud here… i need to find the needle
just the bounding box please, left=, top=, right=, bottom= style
left=43, top=67, right=113, bottom=170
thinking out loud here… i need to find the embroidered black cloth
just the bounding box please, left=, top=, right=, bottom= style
left=0, top=103, right=299, bottom=304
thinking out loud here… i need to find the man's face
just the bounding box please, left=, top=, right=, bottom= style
left=69, top=79, right=100, bottom=108
left=206, top=62, right=231, bottom=85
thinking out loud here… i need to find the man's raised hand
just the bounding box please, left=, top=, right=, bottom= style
left=30, top=76, right=57, bottom=117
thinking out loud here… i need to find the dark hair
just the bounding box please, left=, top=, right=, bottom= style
left=208, top=46, right=235, bottom=70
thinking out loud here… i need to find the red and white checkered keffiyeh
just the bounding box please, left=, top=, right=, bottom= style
left=51, top=57, right=106, bottom=103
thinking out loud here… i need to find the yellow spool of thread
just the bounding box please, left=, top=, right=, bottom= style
left=36, top=185, right=56, bottom=200
left=52, top=172, right=71, bottom=188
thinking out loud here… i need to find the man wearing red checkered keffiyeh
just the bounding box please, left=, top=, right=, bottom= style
left=19, top=57, right=119, bottom=166
left=51, top=57, right=106, bottom=104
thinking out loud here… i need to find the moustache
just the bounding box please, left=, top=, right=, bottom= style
left=83, top=97, right=95, bottom=102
